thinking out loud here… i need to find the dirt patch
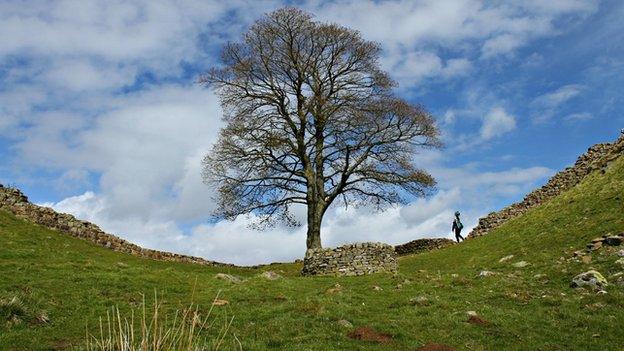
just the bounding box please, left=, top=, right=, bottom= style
left=347, top=326, right=392, bottom=343
left=467, top=315, right=491, bottom=326
left=416, top=343, right=457, bottom=351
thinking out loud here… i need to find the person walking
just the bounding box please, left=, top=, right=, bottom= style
left=452, top=211, right=464, bottom=242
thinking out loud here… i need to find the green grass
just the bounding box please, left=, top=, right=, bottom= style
left=1, top=156, right=624, bottom=350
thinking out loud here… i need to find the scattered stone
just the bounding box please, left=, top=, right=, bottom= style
left=604, top=236, right=623, bottom=246
left=573, top=250, right=586, bottom=257
left=478, top=270, right=496, bottom=277
left=466, top=311, right=478, bottom=317
left=347, top=326, right=392, bottom=343
left=337, top=319, right=353, bottom=328
left=409, top=296, right=430, bottom=306
left=571, top=270, right=608, bottom=289
left=533, top=273, right=547, bottom=279
left=215, top=273, right=242, bottom=284
left=597, top=290, right=608, bottom=295
left=587, top=242, right=602, bottom=251
left=617, top=250, right=624, bottom=257
left=212, top=299, right=229, bottom=306
left=415, top=343, right=457, bottom=351
left=260, top=271, right=281, bottom=280
left=116, top=262, right=129, bottom=268
left=512, top=261, right=529, bottom=268
left=499, top=255, right=514, bottom=263
left=591, top=237, right=604, bottom=243
left=325, top=283, right=343, bottom=295
left=372, top=285, right=383, bottom=291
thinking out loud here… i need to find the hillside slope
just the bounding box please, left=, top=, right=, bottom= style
left=1, top=150, right=624, bottom=350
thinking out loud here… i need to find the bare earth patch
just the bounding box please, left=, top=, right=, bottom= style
left=347, top=326, right=393, bottom=343
left=416, top=342, right=457, bottom=351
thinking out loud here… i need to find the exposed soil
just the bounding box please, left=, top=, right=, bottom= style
left=347, top=326, right=393, bottom=343
left=467, top=314, right=491, bottom=326
left=416, top=343, right=457, bottom=351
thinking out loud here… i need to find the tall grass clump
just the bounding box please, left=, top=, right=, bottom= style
left=84, top=291, right=237, bottom=351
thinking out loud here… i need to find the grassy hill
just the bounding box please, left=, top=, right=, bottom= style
left=1, top=155, right=623, bottom=350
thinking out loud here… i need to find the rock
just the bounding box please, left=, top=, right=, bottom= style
left=604, top=236, right=623, bottom=246
left=325, top=283, right=343, bottom=295
left=591, top=237, right=604, bottom=243
left=587, top=241, right=602, bottom=251
left=215, top=273, right=242, bottom=283
left=617, top=250, right=624, bottom=257
left=573, top=250, right=586, bottom=257
left=372, top=285, right=383, bottom=291
left=337, top=319, right=353, bottom=328
left=478, top=270, right=496, bottom=277
left=499, top=255, right=514, bottom=263
left=260, top=271, right=281, bottom=280
left=512, top=261, right=529, bottom=268
left=409, top=296, right=429, bottom=306
left=466, top=311, right=478, bottom=318
left=571, top=270, right=608, bottom=289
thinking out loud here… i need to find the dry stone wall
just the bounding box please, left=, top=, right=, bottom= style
left=0, top=185, right=231, bottom=266
left=469, top=134, right=624, bottom=238
left=394, top=238, right=456, bottom=256
left=302, top=242, right=397, bottom=276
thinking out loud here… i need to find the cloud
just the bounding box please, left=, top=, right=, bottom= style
left=564, top=112, right=594, bottom=122
left=480, top=107, right=517, bottom=141
left=532, top=84, right=584, bottom=108
left=531, top=84, right=584, bottom=122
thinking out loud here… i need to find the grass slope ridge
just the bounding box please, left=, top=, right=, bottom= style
left=0, top=184, right=232, bottom=267
left=469, top=134, right=624, bottom=238
left=1, top=153, right=624, bottom=349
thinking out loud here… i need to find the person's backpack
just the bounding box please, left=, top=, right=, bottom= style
left=456, top=219, right=464, bottom=230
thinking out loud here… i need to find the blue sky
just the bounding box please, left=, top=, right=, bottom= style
left=1, top=0, right=623, bottom=265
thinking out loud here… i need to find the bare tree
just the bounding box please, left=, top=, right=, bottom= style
left=201, top=8, right=440, bottom=250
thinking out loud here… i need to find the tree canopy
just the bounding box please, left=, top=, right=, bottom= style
left=201, top=8, right=440, bottom=249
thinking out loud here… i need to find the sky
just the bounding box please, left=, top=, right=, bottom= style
left=1, top=0, right=623, bottom=265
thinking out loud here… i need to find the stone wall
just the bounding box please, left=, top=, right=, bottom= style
left=0, top=185, right=231, bottom=266
left=394, top=238, right=456, bottom=256
left=302, top=242, right=397, bottom=276
left=469, top=134, right=624, bottom=238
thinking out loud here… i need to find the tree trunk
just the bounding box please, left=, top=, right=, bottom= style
left=306, top=202, right=323, bottom=249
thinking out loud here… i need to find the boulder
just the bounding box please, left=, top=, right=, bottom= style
left=498, top=255, right=514, bottom=263
left=215, top=273, right=243, bottom=283
left=571, top=270, right=607, bottom=289
left=512, top=261, right=529, bottom=268
left=604, top=236, right=623, bottom=246
left=260, top=271, right=282, bottom=280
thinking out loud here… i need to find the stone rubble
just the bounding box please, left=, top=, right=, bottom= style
left=469, top=135, right=624, bottom=238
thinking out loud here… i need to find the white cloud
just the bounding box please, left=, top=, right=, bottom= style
left=480, top=107, right=517, bottom=140
left=532, top=84, right=584, bottom=108
left=564, top=112, right=593, bottom=122
left=531, top=84, right=584, bottom=122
